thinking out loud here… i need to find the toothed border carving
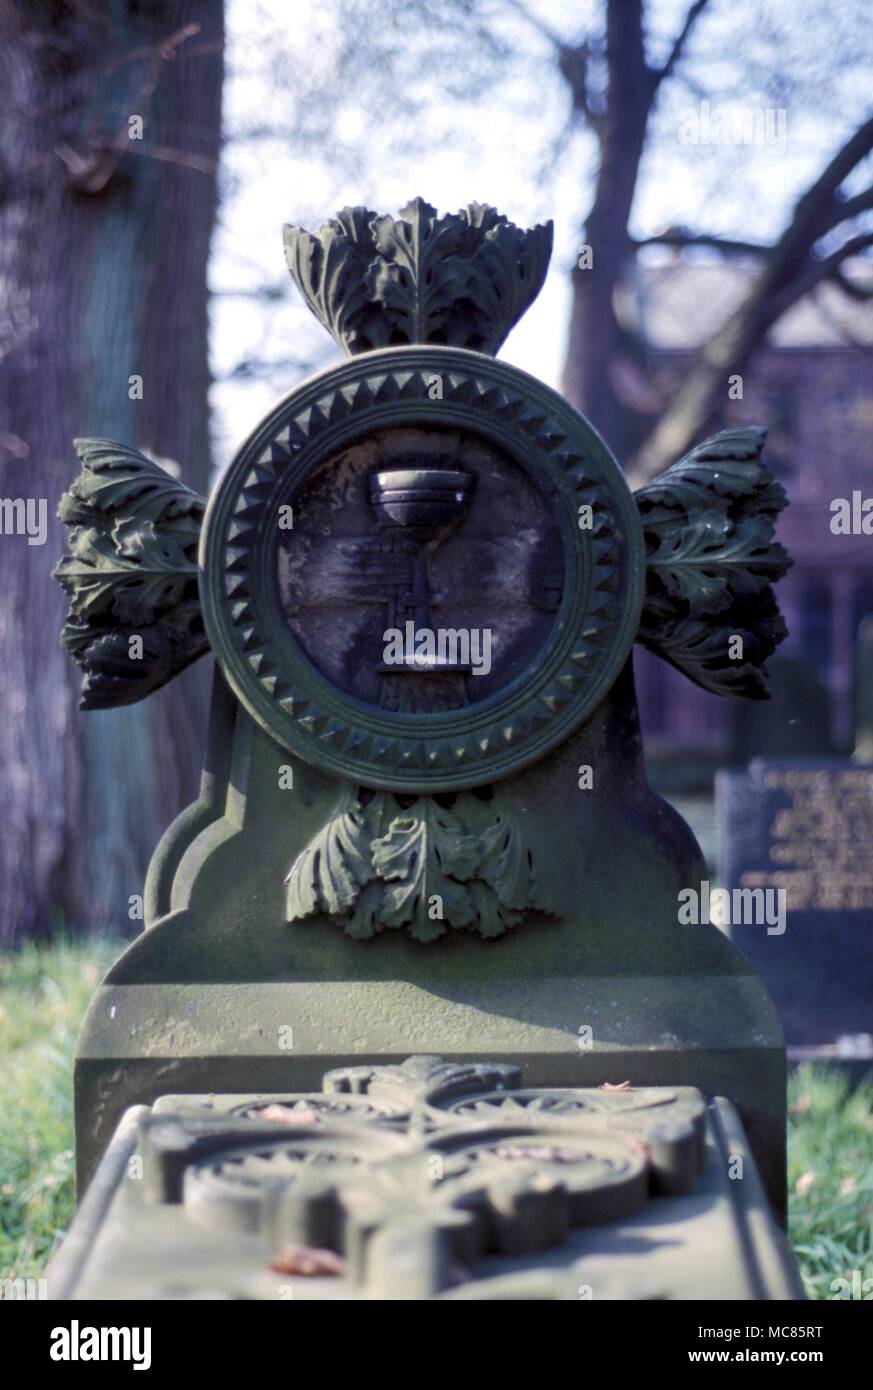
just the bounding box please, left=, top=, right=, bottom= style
left=199, top=346, right=646, bottom=792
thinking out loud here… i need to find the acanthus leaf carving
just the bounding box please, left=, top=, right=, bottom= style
left=460, top=202, right=554, bottom=356
left=54, top=438, right=208, bottom=709
left=368, top=198, right=469, bottom=346
left=634, top=426, right=792, bottom=698
left=371, top=797, right=481, bottom=941
left=285, top=789, right=547, bottom=943
left=283, top=789, right=377, bottom=920
left=284, top=206, right=383, bottom=356
left=284, top=197, right=553, bottom=357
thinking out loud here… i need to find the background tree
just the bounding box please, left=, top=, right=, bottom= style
left=0, top=1, right=223, bottom=944
left=543, top=0, right=873, bottom=481
left=217, top=0, right=872, bottom=484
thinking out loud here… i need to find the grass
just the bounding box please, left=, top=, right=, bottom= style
left=788, top=1063, right=873, bottom=1299
left=0, top=938, right=119, bottom=1281
left=1, top=939, right=871, bottom=1297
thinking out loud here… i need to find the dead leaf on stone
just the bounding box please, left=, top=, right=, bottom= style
left=600, top=1080, right=632, bottom=1091
left=269, top=1246, right=346, bottom=1277
left=625, top=1137, right=651, bottom=1161
left=259, top=1104, right=320, bottom=1125
left=795, top=1170, right=816, bottom=1195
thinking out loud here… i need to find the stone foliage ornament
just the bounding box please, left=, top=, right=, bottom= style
left=55, top=200, right=795, bottom=1220
left=636, top=426, right=790, bottom=697
left=55, top=438, right=207, bottom=708
left=285, top=787, right=539, bottom=942
left=282, top=197, right=554, bottom=356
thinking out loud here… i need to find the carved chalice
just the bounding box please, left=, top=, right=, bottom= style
left=369, top=467, right=474, bottom=706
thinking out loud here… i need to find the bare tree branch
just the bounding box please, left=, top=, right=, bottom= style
left=634, top=231, right=770, bottom=256
left=653, top=0, right=711, bottom=91
left=802, top=230, right=873, bottom=289
left=794, top=112, right=873, bottom=234
left=828, top=264, right=873, bottom=300
left=558, top=40, right=600, bottom=130
left=562, top=0, right=662, bottom=449
left=822, top=180, right=873, bottom=231
left=53, top=23, right=211, bottom=193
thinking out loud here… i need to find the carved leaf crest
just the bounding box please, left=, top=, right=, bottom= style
left=635, top=427, right=792, bottom=698
left=371, top=799, right=481, bottom=942
left=284, top=197, right=553, bottom=357
left=461, top=203, right=554, bottom=354
left=284, top=206, right=382, bottom=355
left=54, top=438, right=208, bottom=708
left=368, top=198, right=468, bottom=346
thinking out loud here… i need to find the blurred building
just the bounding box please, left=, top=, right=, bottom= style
left=628, top=260, right=873, bottom=765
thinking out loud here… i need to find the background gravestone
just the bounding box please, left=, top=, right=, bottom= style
left=55, top=198, right=793, bottom=1216
left=717, top=757, right=873, bottom=1045
left=731, top=655, right=832, bottom=763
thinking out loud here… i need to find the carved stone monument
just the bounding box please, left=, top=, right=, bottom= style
left=55, top=199, right=794, bottom=1262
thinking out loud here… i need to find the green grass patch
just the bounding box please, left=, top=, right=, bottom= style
left=1, top=941, right=871, bottom=1296
left=0, top=938, right=119, bottom=1280
left=788, top=1063, right=873, bottom=1300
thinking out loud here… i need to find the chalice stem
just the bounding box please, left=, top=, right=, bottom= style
left=409, top=554, right=433, bottom=634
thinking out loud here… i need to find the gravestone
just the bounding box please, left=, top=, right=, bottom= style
left=732, top=655, right=832, bottom=763
left=717, top=757, right=873, bottom=1046
left=52, top=198, right=798, bottom=1292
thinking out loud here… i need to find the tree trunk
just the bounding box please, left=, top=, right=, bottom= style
left=0, top=1, right=223, bottom=944
left=561, top=0, right=655, bottom=461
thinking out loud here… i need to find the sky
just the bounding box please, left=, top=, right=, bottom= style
left=208, top=0, right=873, bottom=467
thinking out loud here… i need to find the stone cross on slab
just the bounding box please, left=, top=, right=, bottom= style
left=54, top=199, right=793, bottom=1211
left=48, top=1055, right=803, bottom=1300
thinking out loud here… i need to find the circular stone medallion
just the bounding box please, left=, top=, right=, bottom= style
left=200, top=346, right=644, bottom=792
